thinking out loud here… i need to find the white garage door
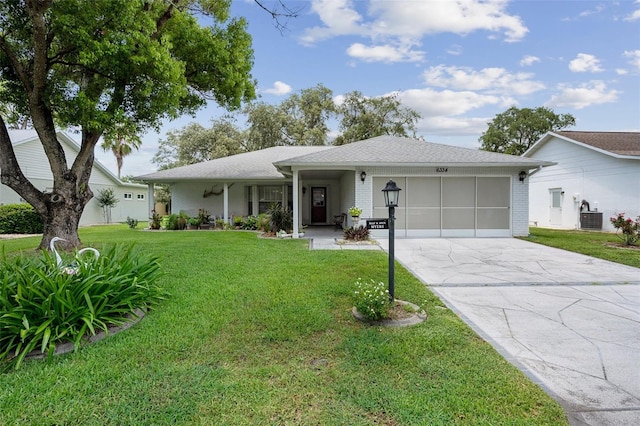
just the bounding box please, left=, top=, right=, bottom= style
left=372, top=176, right=511, bottom=237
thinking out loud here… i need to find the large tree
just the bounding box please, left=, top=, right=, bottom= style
left=243, top=101, right=287, bottom=151
left=279, top=84, right=335, bottom=146
left=152, top=118, right=244, bottom=170
left=334, top=91, right=420, bottom=145
left=0, top=0, right=255, bottom=249
left=479, top=106, right=576, bottom=155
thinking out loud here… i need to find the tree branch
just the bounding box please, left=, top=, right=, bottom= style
left=253, top=0, right=303, bottom=34
left=0, top=117, right=47, bottom=213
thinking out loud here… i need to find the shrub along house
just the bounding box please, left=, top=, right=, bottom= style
left=523, top=131, right=640, bottom=232
left=2, top=130, right=148, bottom=226
left=136, top=135, right=553, bottom=238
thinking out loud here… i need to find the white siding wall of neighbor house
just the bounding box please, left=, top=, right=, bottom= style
left=528, top=139, right=640, bottom=231
left=358, top=167, right=529, bottom=238
left=5, top=138, right=148, bottom=226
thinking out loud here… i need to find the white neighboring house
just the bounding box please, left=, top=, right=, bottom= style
left=523, top=131, right=640, bottom=232
left=1, top=130, right=149, bottom=226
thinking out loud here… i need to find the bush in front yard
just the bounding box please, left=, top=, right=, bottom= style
left=0, top=244, right=165, bottom=370
left=0, top=204, right=44, bottom=234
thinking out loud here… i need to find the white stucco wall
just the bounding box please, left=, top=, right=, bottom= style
left=528, top=138, right=640, bottom=231
left=170, top=181, right=247, bottom=220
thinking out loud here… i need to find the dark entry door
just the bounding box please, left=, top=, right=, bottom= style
left=311, top=187, right=327, bottom=223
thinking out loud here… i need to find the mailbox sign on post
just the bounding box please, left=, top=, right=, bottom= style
left=366, top=218, right=389, bottom=230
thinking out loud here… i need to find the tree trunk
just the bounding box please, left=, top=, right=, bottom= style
left=41, top=199, right=84, bottom=250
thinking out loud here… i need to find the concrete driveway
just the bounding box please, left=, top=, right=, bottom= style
left=377, top=238, right=640, bottom=426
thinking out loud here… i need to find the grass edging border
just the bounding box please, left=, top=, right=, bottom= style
left=21, top=308, right=146, bottom=360
left=351, top=300, right=427, bottom=327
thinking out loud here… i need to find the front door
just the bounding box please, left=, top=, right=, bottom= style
left=549, top=188, right=562, bottom=226
left=311, top=187, right=327, bottom=223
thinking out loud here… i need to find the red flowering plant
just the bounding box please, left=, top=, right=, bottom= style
left=609, top=213, right=640, bottom=246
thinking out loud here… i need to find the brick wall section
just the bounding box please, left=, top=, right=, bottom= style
left=511, top=174, right=530, bottom=237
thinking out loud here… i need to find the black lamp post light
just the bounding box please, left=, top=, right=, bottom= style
left=381, top=179, right=401, bottom=302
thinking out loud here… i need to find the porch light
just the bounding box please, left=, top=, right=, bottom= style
left=360, top=171, right=367, bottom=183
left=382, top=179, right=401, bottom=207
left=519, top=171, right=527, bottom=182
left=381, top=179, right=401, bottom=302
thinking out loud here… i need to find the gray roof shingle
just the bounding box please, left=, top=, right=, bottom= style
left=276, top=135, right=552, bottom=167
left=136, top=146, right=332, bottom=182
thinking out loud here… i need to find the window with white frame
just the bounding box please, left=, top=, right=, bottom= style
left=124, top=193, right=133, bottom=200
left=137, top=193, right=145, bottom=200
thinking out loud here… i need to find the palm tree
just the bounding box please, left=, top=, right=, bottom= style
left=101, top=128, right=141, bottom=179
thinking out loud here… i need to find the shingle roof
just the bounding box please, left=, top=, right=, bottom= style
left=136, top=146, right=332, bottom=182
left=276, top=135, right=552, bottom=167
left=555, top=131, right=640, bottom=156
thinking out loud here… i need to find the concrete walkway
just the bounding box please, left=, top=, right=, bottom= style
left=311, top=235, right=640, bottom=425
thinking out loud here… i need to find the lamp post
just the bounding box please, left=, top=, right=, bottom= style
left=382, top=179, right=401, bottom=302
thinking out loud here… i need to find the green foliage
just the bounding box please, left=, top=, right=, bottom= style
left=0, top=204, right=44, bottom=234
left=149, top=211, right=162, bottom=229
left=267, top=203, right=293, bottom=233
left=343, top=226, right=370, bottom=241
left=479, top=106, right=576, bottom=155
left=610, top=213, right=639, bottom=246
left=348, top=206, right=362, bottom=216
left=279, top=84, right=336, bottom=146
left=241, top=215, right=259, bottom=230
left=0, top=244, right=164, bottom=369
left=334, top=91, right=421, bottom=145
left=152, top=119, right=245, bottom=170
left=96, top=188, right=119, bottom=208
left=166, top=213, right=188, bottom=230
left=0, top=0, right=255, bottom=247
left=125, top=216, right=138, bottom=229
left=353, top=278, right=390, bottom=321
left=233, top=215, right=244, bottom=227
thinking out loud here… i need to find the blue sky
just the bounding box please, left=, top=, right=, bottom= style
left=95, top=0, right=640, bottom=177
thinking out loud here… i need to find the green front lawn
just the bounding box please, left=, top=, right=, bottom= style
left=523, top=227, right=640, bottom=268
left=0, top=227, right=566, bottom=425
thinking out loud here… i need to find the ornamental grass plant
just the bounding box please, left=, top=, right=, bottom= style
left=0, top=244, right=164, bottom=370
left=0, top=226, right=568, bottom=424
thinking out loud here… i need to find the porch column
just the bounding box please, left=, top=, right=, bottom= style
left=223, top=182, right=229, bottom=224
left=147, top=183, right=155, bottom=216
left=292, top=170, right=300, bottom=238
left=252, top=185, right=259, bottom=216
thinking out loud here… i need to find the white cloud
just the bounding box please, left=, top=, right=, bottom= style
left=300, top=0, right=528, bottom=63
left=346, top=42, right=425, bottom=63
left=569, top=53, right=603, bottom=72
left=262, top=81, right=292, bottom=96
left=395, top=87, right=506, bottom=117
left=624, top=3, right=640, bottom=21
left=366, top=0, right=528, bottom=42
left=299, top=0, right=366, bottom=45
left=520, top=55, right=540, bottom=66
left=546, top=80, right=619, bottom=109
left=624, top=50, right=640, bottom=71
left=422, top=65, right=545, bottom=96
left=446, top=44, right=463, bottom=56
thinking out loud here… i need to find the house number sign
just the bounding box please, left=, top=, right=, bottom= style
left=436, top=167, right=448, bottom=173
